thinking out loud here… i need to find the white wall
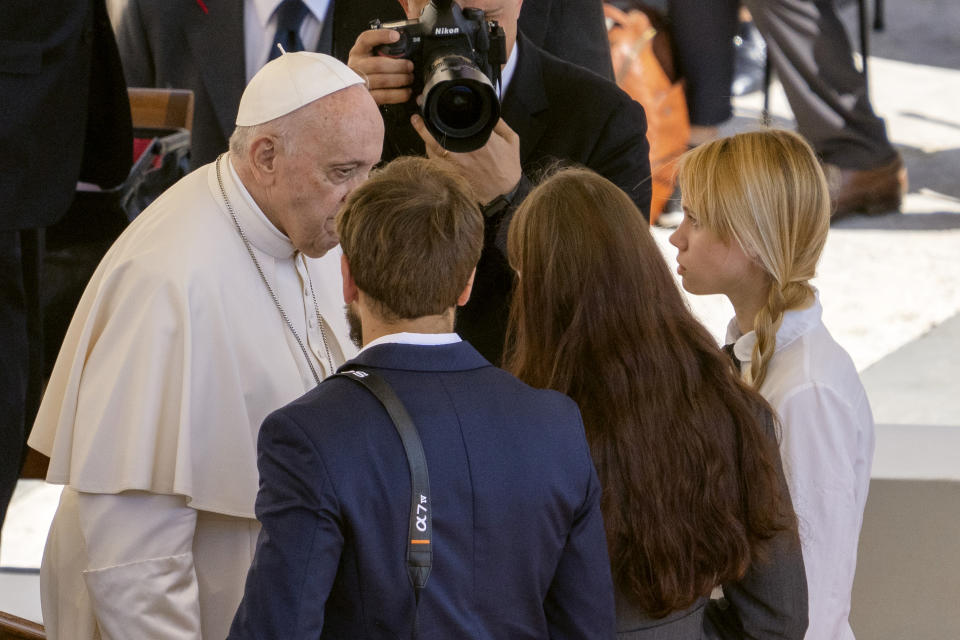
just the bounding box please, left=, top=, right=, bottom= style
left=849, top=422, right=960, bottom=639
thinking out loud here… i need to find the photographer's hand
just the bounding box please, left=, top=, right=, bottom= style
left=411, top=115, right=523, bottom=205
left=347, top=30, right=415, bottom=106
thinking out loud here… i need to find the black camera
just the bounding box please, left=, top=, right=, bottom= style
left=371, top=0, right=507, bottom=153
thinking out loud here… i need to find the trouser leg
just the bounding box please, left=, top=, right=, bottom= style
left=0, top=229, right=44, bottom=529
left=744, top=0, right=898, bottom=168
left=22, top=229, right=44, bottom=443
left=1, top=231, right=28, bottom=529
left=667, top=0, right=741, bottom=126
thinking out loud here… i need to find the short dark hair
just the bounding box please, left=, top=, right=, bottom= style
left=337, top=156, right=484, bottom=320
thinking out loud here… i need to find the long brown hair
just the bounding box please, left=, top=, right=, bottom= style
left=505, top=168, right=795, bottom=617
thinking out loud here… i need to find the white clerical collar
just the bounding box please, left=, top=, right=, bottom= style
left=223, top=154, right=296, bottom=259
left=725, top=289, right=824, bottom=363
left=358, top=332, right=461, bottom=355
left=498, top=39, right=519, bottom=100
left=252, top=0, right=330, bottom=28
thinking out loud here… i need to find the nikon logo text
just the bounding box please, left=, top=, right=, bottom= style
left=434, top=27, right=460, bottom=35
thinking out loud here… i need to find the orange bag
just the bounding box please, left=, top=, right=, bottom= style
left=605, top=4, right=690, bottom=224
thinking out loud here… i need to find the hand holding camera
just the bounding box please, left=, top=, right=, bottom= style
left=411, top=114, right=522, bottom=205
left=348, top=30, right=416, bottom=106
left=350, top=0, right=507, bottom=152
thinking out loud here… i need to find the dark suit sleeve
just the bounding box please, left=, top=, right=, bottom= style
left=492, top=89, right=652, bottom=254
left=704, top=415, right=809, bottom=640
left=499, top=91, right=651, bottom=245
left=704, top=529, right=809, bottom=639
left=520, top=0, right=615, bottom=80
left=228, top=411, right=344, bottom=640
left=543, top=423, right=616, bottom=639
left=587, top=94, right=652, bottom=220
left=113, top=0, right=155, bottom=87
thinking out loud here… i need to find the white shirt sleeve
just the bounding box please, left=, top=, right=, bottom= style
left=76, top=491, right=202, bottom=640
left=777, top=384, right=865, bottom=640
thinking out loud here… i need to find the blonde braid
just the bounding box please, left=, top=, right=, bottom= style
left=749, top=283, right=784, bottom=389
left=748, top=280, right=814, bottom=389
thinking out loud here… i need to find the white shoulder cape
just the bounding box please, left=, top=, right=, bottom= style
left=29, top=163, right=351, bottom=518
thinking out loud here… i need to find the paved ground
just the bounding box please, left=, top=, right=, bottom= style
left=2, top=0, right=958, bottom=626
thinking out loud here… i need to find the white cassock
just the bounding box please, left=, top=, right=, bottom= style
left=28, top=156, right=355, bottom=639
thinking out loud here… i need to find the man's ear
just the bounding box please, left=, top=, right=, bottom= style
left=456, top=267, right=476, bottom=307
left=341, top=254, right=360, bottom=304
left=248, top=134, right=279, bottom=185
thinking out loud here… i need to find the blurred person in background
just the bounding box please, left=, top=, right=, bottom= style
left=0, top=0, right=131, bottom=534
left=668, top=0, right=906, bottom=217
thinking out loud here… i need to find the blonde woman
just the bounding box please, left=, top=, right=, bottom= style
left=670, top=129, right=875, bottom=640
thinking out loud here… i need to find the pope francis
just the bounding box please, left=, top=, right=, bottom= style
left=27, top=52, right=384, bottom=639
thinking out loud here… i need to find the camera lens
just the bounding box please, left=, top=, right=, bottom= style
left=435, top=85, right=486, bottom=132
left=422, top=55, right=500, bottom=152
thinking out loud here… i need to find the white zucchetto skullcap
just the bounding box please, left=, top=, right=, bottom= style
left=235, top=51, right=365, bottom=126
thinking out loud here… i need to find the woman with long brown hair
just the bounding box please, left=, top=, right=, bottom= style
left=505, top=167, right=807, bottom=638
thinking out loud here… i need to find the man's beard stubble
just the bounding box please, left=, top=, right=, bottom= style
left=345, top=303, right=363, bottom=349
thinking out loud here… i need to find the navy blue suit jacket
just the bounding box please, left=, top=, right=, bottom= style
left=229, top=341, right=615, bottom=639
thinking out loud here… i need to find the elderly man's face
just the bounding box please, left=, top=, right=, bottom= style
left=273, top=86, right=384, bottom=258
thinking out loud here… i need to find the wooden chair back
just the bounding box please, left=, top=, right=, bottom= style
left=0, top=611, right=45, bottom=640
left=127, top=88, right=194, bottom=131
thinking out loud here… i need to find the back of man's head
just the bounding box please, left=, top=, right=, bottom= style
left=337, top=157, right=483, bottom=320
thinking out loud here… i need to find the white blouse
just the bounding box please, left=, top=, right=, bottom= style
left=727, top=293, right=875, bottom=640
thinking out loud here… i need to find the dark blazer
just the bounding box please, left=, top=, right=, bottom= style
left=112, top=0, right=613, bottom=168
left=1, top=0, right=132, bottom=230
left=0, top=0, right=132, bottom=529
left=229, top=341, right=615, bottom=639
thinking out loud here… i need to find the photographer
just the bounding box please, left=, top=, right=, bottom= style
left=348, top=0, right=652, bottom=364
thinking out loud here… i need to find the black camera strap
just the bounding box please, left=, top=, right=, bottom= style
left=333, top=367, right=433, bottom=604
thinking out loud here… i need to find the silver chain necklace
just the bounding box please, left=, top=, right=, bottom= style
left=215, top=154, right=335, bottom=385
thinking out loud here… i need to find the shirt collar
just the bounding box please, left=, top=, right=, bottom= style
left=358, top=332, right=461, bottom=355
left=726, top=289, right=823, bottom=363
left=498, top=39, right=519, bottom=99
left=222, top=154, right=296, bottom=259
left=252, top=0, right=329, bottom=27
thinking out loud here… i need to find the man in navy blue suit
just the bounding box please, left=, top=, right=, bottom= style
left=229, top=156, right=614, bottom=639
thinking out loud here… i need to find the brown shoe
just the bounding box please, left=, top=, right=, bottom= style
left=826, top=155, right=908, bottom=218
